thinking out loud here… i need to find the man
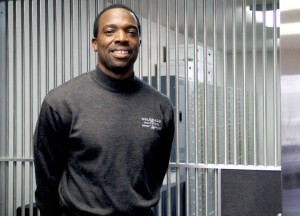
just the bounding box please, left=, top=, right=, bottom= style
left=34, top=4, right=174, bottom=216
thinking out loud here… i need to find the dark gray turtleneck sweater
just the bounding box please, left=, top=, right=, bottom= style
left=33, top=67, right=175, bottom=216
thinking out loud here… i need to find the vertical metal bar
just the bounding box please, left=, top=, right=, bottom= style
left=166, top=0, right=170, bottom=99
left=203, top=0, right=208, bottom=166
left=147, top=0, right=151, bottom=84
left=217, top=169, right=221, bottom=216
left=223, top=0, right=227, bottom=165
left=78, top=0, right=82, bottom=75
left=195, top=168, right=199, bottom=216
left=174, top=0, right=180, bottom=165
left=273, top=0, right=278, bottom=167
left=194, top=0, right=198, bottom=166
left=37, top=0, right=41, bottom=112
left=54, top=0, right=57, bottom=88
left=12, top=1, right=17, bottom=215
left=184, top=0, right=189, bottom=165
left=87, top=0, right=90, bottom=72
left=242, top=0, right=247, bottom=165
left=138, top=0, right=142, bottom=78
left=252, top=0, right=257, bottom=166
left=193, top=2, right=198, bottom=216
left=5, top=0, right=9, bottom=215
left=45, top=0, right=49, bottom=93
left=174, top=1, right=182, bottom=215
left=203, top=1, right=208, bottom=215
left=29, top=0, right=34, bottom=215
left=166, top=168, right=171, bottom=216
left=21, top=0, right=26, bottom=215
left=62, top=0, right=65, bottom=83
left=262, top=0, right=267, bottom=166
left=70, top=0, right=74, bottom=79
left=214, top=169, right=218, bottom=216
left=213, top=0, right=218, bottom=214
left=156, top=0, right=161, bottom=91
left=213, top=0, right=217, bottom=166
left=183, top=2, right=191, bottom=212
left=232, top=0, right=237, bottom=165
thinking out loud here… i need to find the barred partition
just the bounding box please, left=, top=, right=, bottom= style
left=0, top=0, right=281, bottom=215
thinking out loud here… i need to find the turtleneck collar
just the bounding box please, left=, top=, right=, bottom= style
left=90, top=66, right=138, bottom=93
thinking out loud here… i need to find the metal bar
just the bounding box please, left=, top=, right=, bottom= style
left=0, top=158, right=34, bottom=162
left=205, top=168, right=208, bottom=216
left=252, top=0, right=257, bottom=166
left=29, top=1, right=34, bottom=215
left=62, top=0, right=65, bottom=83
left=5, top=0, right=9, bottom=215
left=213, top=0, right=217, bottom=166
left=156, top=0, right=161, bottom=91
left=70, top=0, right=74, bottom=79
left=54, top=0, right=57, bottom=88
left=194, top=0, right=198, bottom=166
left=166, top=168, right=171, bottom=216
left=138, top=0, right=142, bottom=78
left=193, top=2, right=198, bottom=216
left=203, top=0, right=208, bottom=166
left=147, top=0, right=151, bottom=85
left=213, top=1, right=219, bottom=214
left=166, top=0, right=170, bottom=98
left=21, top=0, right=26, bottom=214
left=262, top=0, right=267, bottom=166
left=175, top=0, right=180, bottom=166
left=217, top=169, right=221, bottom=216
left=12, top=1, right=17, bottom=215
left=184, top=0, right=190, bottom=215
left=273, top=0, right=278, bottom=167
left=185, top=167, right=190, bottom=216
left=168, top=162, right=281, bottom=171
left=87, top=0, right=90, bottom=72
left=173, top=0, right=181, bottom=216
left=223, top=0, right=228, bottom=165
left=37, top=0, right=41, bottom=112
left=242, top=0, right=247, bottom=165
left=78, top=0, right=82, bottom=75
left=184, top=0, right=189, bottom=166
left=45, top=0, right=49, bottom=93
left=232, top=0, right=237, bottom=165
left=195, top=168, right=199, bottom=216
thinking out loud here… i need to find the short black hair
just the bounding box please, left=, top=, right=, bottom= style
left=93, top=4, right=141, bottom=38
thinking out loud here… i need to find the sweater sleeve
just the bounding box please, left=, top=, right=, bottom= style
left=33, top=99, right=68, bottom=216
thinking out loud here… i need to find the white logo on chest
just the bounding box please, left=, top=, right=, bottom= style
left=141, top=117, right=162, bottom=130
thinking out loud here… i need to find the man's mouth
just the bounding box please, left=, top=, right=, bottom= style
left=111, top=49, right=131, bottom=59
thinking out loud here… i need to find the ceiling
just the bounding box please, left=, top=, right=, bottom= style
left=141, top=0, right=280, bottom=52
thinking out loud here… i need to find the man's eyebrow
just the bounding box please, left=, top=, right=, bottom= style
left=102, top=24, right=138, bottom=30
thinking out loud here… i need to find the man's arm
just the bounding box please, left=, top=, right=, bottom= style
left=33, top=99, right=68, bottom=216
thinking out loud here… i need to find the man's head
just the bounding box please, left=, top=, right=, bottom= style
left=93, top=4, right=141, bottom=38
left=92, top=4, right=141, bottom=79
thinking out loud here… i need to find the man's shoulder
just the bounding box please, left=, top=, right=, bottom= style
left=135, top=77, right=173, bottom=107
left=44, top=71, right=92, bottom=106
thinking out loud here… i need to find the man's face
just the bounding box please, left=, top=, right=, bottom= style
left=92, top=8, right=141, bottom=78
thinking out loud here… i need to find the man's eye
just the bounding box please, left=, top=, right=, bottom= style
left=104, top=30, right=114, bottom=35
left=128, top=31, right=137, bottom=36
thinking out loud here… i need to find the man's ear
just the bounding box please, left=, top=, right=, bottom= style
left=92, top=38, right=98, bottom=52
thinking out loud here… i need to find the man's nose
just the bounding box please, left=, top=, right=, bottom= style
left=115, top=30, right=128, bottom=43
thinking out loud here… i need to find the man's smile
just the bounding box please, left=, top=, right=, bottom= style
left=111, top=49, right=131, bottom=59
